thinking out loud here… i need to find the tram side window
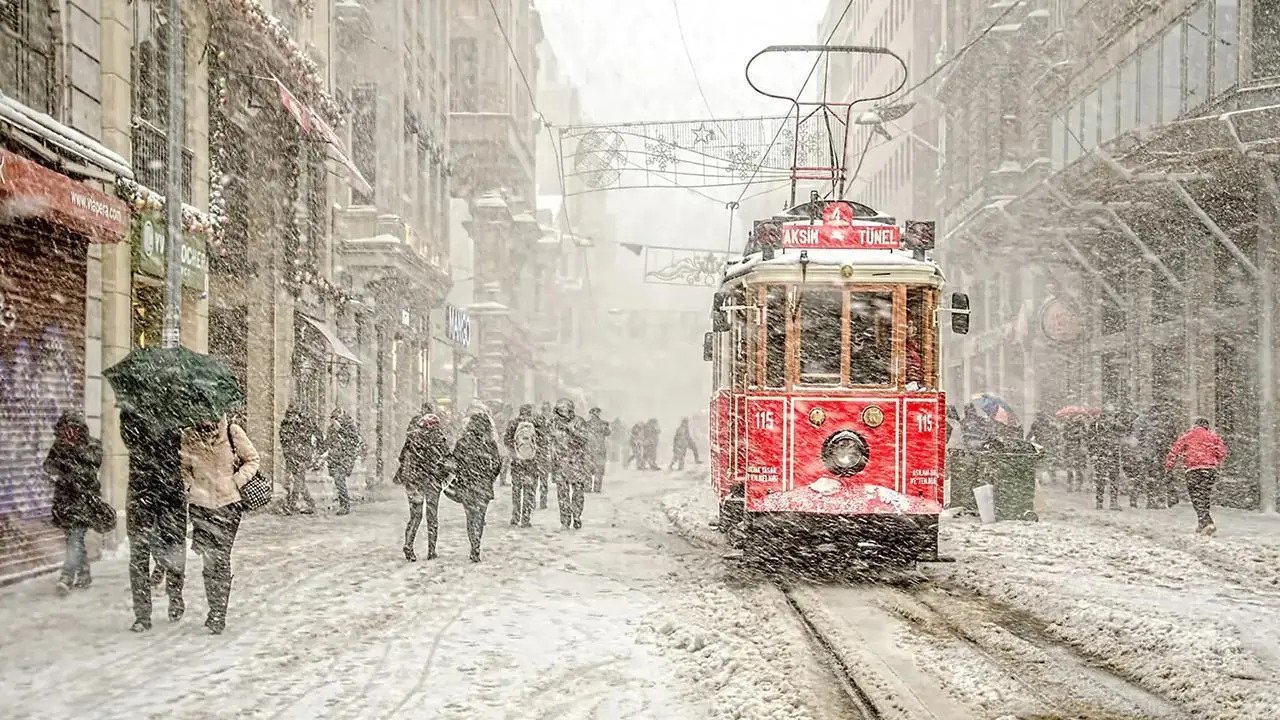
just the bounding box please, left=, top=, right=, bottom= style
left=906, top=287, right=937, bottom=388
left=798, top=288, right=842, bottom=385
left=764, top=285, right=787, bottom=388
left=849, top=291, right=893, bottom=385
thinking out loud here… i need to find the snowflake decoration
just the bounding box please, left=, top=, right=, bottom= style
left=726, top=144, right=757, bottom=179
left=645, top=135, right=677, bottom=171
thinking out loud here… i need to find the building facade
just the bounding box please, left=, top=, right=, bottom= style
left=938, top=0, right=1280, bottom=509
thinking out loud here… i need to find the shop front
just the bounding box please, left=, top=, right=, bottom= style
left=129, top=215, right=209, bottom=350
left=0, top=148, right=130, bottom=583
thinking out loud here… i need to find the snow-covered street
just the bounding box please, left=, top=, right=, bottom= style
left=0, top=468, right=852, bottom=720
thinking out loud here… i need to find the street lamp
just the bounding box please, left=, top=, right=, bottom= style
left=854, top=103, right=940, bottom=155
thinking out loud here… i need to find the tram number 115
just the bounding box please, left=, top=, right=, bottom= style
left=753, top=410, right=776, bottom=430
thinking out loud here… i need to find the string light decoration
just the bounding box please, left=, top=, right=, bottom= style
left=114, top=178, right=219, bottom=238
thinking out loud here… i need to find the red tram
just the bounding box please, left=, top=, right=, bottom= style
left=705, top=198, right=969, bottom=562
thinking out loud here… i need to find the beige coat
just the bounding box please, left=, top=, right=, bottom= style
left=181, top=418, right=260, bottom=510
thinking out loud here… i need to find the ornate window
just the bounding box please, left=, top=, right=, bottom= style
left=0, top=0, right=57, bottom=115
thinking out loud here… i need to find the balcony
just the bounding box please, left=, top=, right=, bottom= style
left=131, top=119, right=194, bottom=202
left=448, top=110, right=536, bottom=198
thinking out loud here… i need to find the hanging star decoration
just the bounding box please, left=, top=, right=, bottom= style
left=690, top=123, right=716, bottom=146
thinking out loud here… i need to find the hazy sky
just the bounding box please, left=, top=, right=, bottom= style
left=536, top=0, right=830, bottom=264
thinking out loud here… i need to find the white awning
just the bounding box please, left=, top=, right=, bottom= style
left=299, top=314, right=362, bottom=365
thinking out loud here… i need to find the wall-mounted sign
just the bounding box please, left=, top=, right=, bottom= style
left=445, top=304, right=471, bottom=347
left=1040, top=296, right=1081, bottom=343
left=131, top=216, right=208, bottom=289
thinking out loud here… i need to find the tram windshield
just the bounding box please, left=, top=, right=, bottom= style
left=736, top=283, right=938, bottom=391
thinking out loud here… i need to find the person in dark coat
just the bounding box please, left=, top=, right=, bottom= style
left=642, top=418, right=660, bottom=470
left=120, top=407, right=187, bottom=632
left=279, top=403, right=321, bottom=514
left=504, top=404, right=545, bottom=527
left=585, top=408, right=611, bottom=492
left=452, top=413, right=502, bottom=561
left=550, top=399, right=591, bottom=529
left=536, top=401, right=555, bottom=509
left=1087, top=407, right=1124, bottom=510
left=669, top=417, right=701, bottom=470
left=396, top=413, right=450, bottom=561
left=1025, top=411, right=1058, bottom=484
left=323, top=408, right=362, bottom=516
left=626, top=422, right=644, bottom=468
left=1059, top=414, right=1090, bottom=492
left=44, top=412, right=104, bottom=594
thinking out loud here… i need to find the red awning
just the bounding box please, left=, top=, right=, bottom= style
left=0, top=149, right=130, bottom=242
left=272, top=76, right=373, bottom=197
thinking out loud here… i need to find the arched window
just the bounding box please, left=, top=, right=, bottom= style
left=0, top=0, right=57, bottom=114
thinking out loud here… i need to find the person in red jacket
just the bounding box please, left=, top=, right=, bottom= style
left=1164, top=418, right=1228, bottom=535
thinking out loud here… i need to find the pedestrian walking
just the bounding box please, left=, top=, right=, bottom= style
left=120, top=407, right=187, bottom=632
left=279, top=403, right=321, bottom=514
left=180, top=415, right=260, bottom=634
left=323, top=408, right=363, bottom=515
left=493, top=403, right=513, bottom=488
left=1025, top=410, right=1058, bottom=485
left=504, top=404, right=545, bottom=527
left=396, top=413, right=450, bottom=562
left=451, top=413, right=502, bottom=561
left=585, top=407, right=611, bottom=492
left=1165, top=418, right=1228, bottom=535
left=537, top=401, right=555, bottom=508
left=1087, top=408, right=1123, bottom=510
left=642, top=418, right=661, bottom=470
left=1060, top=414, right=1090, bottom=492
left=44, top=412, right=105, bottom=595
left=626, top=422, right=644, bottom=469
left=610, top=417, right=627, bottom=462
left=549, top=399, right=591, bottom=529
left=669, top=417, right=702, bottom=470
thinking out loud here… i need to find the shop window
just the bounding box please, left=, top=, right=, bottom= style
left=1214, top=0, right=1239, bottom=91
left=849, top=291, right=893, bottom=386
left=1161, top=24, right=1184, bottom=122
left=1186, top=3, right=1211, bottom=108
left=1138, top=41, right=1160, bottom=128
left=1099, top=73, right=1118, bottom=145
left=1119, top=56, right=1138, bottom=132
left=798, top=289, right=842, bottom=385
left=132, top=284, right=164, bottom=349
left=763, top=286, right=787, bottom=388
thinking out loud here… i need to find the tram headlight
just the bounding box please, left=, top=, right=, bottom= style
left=821, top=429, right=870, bottom=477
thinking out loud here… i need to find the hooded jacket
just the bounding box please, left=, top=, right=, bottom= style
left=1165, top=425, right=1228, bottom=472
left=44, top=412, right=104, bottom=530
left=181, top=417, right=261, bottom=510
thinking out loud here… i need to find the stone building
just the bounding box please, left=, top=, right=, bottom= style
left=937, top=0, right=1280, bottom=509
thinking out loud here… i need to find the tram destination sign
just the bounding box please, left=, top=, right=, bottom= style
left=780, top=201, right=903, bottom=251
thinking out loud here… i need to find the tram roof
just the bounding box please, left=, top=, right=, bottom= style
left=723, top=248, right=943, bottom=285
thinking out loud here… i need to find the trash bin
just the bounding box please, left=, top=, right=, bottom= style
left=988, top=451, right=1040, bottom=521
left=946, top=449, right=981, bottom=513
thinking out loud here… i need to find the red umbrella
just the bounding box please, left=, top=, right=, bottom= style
left=1055, top=406, right=1100, bottom=418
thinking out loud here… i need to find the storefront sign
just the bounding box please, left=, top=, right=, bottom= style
left=1040, top=297, right=1082, bottom=343
left=0, top=149, right=129, bottom=242
left=131, top=216, right=208, bottom=289
left=781, top=201, right=903, bottom=250
left=445, top=304, right=471, bottom=347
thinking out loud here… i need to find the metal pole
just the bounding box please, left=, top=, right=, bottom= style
left=161, top=0, right=185, bottom=348
left=1255, top=158, right=1280, bottom=513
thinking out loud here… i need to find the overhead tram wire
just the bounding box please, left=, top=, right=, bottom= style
left=888, top=0, right=1025, bottom=104
left=727, top=0, right=855, bottom=252
left=671, top=0, right=725, bottom=135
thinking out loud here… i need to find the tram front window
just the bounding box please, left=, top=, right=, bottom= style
left=799, top=288, right=842, bottom=385
left=850, top=291, right=893, bottom=385
left=764, top=285, right=787, bottom=387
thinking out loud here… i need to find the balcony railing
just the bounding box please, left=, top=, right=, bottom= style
left=131, top=119, right=193, bottom=203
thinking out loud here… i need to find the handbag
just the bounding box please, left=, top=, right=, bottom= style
left=229, top=424, right=274, bottom=511
left=88, top=495, right=117, bottom=534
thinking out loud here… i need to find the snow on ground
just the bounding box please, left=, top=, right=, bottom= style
left=934, top=483, right=1280, bottom=720
left=0, top=468, right=849, bottom=720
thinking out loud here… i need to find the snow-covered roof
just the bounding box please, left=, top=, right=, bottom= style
left=724, top=248, right=943, bottom=284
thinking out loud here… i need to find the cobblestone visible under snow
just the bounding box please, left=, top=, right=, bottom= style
left=0, top=468, right=848, bottom=719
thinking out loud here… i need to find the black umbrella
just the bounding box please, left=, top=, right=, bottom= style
left=105, top=346, right=244, bottom=431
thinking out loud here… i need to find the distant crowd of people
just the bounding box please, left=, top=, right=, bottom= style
left=1020, top=406, right=1230, bottom=535
left=41, top=395, right=706, bottom=635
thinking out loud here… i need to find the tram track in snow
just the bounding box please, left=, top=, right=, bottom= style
left=779, top=584, right=885, bottom=720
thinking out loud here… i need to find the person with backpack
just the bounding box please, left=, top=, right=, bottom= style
left=504, top=404, right=544, bottom=527
left=44, top=412, right=106, bottom=595
left=549, top=399, right=591, bottom=529
left=585, top=407, right=611, bottom=492
left=1165, top=418, right=1229, bottom=535
left=180, top=414, right=260, bottom=634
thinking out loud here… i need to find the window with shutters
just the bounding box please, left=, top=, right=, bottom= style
left=0, top=0, right=57, bottom=115
left=132, top=0, right=193, bottom=200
